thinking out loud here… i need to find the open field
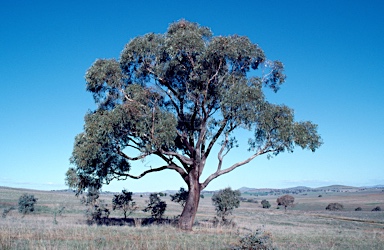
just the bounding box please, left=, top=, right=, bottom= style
left=1, top=186, right=384, bottom=249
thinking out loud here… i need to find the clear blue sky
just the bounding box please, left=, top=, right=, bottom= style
left=1, top=0, right=383, bottom=192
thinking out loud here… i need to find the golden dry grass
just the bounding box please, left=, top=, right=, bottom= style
left=1, top=186, right=384, bottom=249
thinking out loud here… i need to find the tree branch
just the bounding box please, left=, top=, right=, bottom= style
left=201, top=144, right=273, bottom=190
left=204, top=119, right=228, bottom=158
left=111, top=162, right=186, bottom=180
left=158, top=149, right=193, bottom=166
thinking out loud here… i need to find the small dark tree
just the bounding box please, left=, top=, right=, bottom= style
left=326, top=203, right=343, bottom=211
left=170, top=187, right=189, bottom=207
left=261, top=200, right=271, bottom=209
left=355, top=207, right=362, bottom=211
left=18, top=194, right=38, bottom=215
left=372, top=206, right=381, bottom=211
left=211, top=187, right=241, bottom=222
left=276, top=195, right=295, bottom=212
left=143, top=193, right=167, bottom=220
left=112, top=189, right=137, bottom=218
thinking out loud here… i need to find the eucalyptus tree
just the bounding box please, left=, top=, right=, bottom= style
left=66, top=20, right=322, bottom=230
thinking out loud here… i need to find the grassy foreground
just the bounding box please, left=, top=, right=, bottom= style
left=1, top=186, right=384, bottom=249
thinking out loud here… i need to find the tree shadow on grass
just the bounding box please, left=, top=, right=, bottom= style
left=89, top=217, right=179, bottom=227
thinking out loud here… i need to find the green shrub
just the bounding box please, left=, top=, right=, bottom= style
left=211, top=187, right=241, bottom=222
left=261, top=200, right=271, bottom=209
left=355, top=207, right=362, bottom=211
left=232, top=229, right=275, bottom=250
left=18, top=194, right=38, bottom=215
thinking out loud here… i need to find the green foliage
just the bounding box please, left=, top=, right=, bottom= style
left=143, top=193, right=167, bottom=219
left=261, top=200, right=271, bottom=209
left=170, top=187, right=188, bottom=207
left=233, top=229, right=275, bottom=250
left=326, top=203, right=344, bottom=211
left=112, top=189, right=137, bottom=218
left=372, top=206, right=381, bottom=211
left=211, top=187, right=241, bottom=222
left=276, top=195, right=295, bottom=211
left=18, top=194, right=38, bottom=215
left=355, top=207, right=362, bottom=211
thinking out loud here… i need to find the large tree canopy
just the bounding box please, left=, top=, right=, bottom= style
left=66, top=20, right=322, bottom=230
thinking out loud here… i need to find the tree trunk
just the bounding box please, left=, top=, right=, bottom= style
left=179, top=173, right=201, bottom=230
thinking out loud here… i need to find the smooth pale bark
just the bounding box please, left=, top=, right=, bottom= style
left=178, top=171, right=201, bottom=230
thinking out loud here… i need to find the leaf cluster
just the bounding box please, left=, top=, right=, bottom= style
left=170, top=187, right=189, bottom=207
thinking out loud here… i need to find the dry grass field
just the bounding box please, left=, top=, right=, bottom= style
left=1, top=186, right=384, bottom=249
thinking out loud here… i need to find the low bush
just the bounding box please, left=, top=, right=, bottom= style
left=232, top=229, right=275, bottom=250
left=261, top=200, right=271, bottom=209
left=372, top=206, right=381, bottom=211
left=355, top=207, right=362, bottom=211
left=18, top=194, right=38, bottom=215
left=325, top=203, right=343, bottom=211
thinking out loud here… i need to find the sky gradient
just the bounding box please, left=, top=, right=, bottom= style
left=1, top=0, right=383, bottom=192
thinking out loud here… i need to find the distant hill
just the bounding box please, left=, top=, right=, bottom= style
left=2, top=184, right=383, bottom=195
left=315, top=185, right=358, bottom=190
